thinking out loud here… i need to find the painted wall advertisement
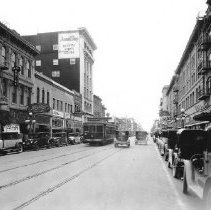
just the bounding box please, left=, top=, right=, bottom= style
left=58, top=32, right=80, bottom=59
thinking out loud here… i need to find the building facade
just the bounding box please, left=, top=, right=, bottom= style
left=160, top=1, right=211, bottom=130
left=93, top=95, right=106, bottom=118
left=22, top=28, right=97, bottom=119
left=0, top=22, right=38, bottom=133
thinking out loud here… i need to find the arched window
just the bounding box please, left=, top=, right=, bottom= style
left=47, top=92, right=50, bottom=105
left=37, top=87, right=40, bottom=103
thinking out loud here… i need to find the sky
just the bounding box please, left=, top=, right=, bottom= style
left=0, top=0, right=208, bottom=131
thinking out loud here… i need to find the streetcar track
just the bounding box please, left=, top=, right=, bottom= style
left=13, top=149, right=121, bottom=210
left=0, top=147, right=113, bottom=190
left=0, top=146, right=111, bottom=174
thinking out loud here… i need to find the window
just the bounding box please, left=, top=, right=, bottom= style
left=19, top=56, right=24, bottom=75
left=60, top=101, right=63, bottom=111
left=26, top=60, right=31, bottom=78
left=20, top=86, right=24, bottom=105
left=36, top=60, right=41, bottom=66
left=53, top=44, right=58, bottom=50
left=70, top=58, right=75, bottom=65
left=1, top=46, right=6, bottom=64
left=53, top=98, right=56, bottom=109
left=37, top=87, right=40, bottom=103
left=47, top=92, right=50, bottom=105
left=57, top=100, right=59, bottom=110
left=52, top=71, right=60, bottom=77
left=27, top=88, right=31, bottom=105
left=12, top=87, right=17, bottom=104
left=11, top=52, right=16, bottom=68
left=53, top=59, right=58, bottom=65
left=2, top=79, right=7, bottom=97
left=36, top=45, right=41, bottom=51
left=65, top=103, right=67, bottom=112
left=42, top=89, right=45, bottom=103
left=70, top=105, right=73, bottom=113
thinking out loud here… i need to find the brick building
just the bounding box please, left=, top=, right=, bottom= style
left=22, top=28, right=97, bottom=120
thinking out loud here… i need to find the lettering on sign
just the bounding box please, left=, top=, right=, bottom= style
left=3, top=124, right=20, bottom=133
left=53, top=110, right=64, bottom=118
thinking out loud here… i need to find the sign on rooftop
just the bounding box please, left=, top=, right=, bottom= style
left=58, top=32, right=80, bottom=59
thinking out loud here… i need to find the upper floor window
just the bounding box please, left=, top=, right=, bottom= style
left=37, top=87, right=40, bottom=103
left=57, top=100, right=59, bottom=110
left=27, top=88, right=32, bottom=105
left=53, top=44, right=58, bottom=50
left=1, top=46, right=6, bottom=63
left=60, top=101, right=63, bottom=111
left=26, top=60, right=31, bottom=78
left=52, top=71, right=60, bottom=77
left=53, top=59, right=58, bottom=65
left=47, top=92, right=50, bottom=105
left=11, top=52, right=16, bottom=68
left=36, top=60, right=41, bottom=66
left=36, top=45, right=41, bottom=51
left=12, top=87, right=17, bottom=104
left=42, top=89, right=45, bottom=103
left=19, top=56, right=24, bottom=75
left=2, top=78, right=7, bottom=97
left=53, top=98, right=56, bottom=109
left=20, top=86, right=24, bottom=105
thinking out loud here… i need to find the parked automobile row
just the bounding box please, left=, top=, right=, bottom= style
left=152, top=128, right=211, bottom=210
left=0, top=131, right=83, bottom=155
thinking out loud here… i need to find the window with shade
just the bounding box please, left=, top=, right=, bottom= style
left=11, top=52, right=16, bottom=68
left=1, top=46, right=6, bottom=64
left=19, top=56, right=24, bottom=75
left=26, top=60, right=31, bottom=78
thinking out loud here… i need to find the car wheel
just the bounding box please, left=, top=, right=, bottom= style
left=16, top=144, right=23, bottom=153
left=34, top=143, right=40, bottom=151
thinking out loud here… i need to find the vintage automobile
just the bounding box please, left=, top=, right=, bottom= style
left=0, top=131, right=23, bottom=154
left=182, top=128, right=211, bottom=209
left=52, top=132, right=68, bottom=147
left=67, top=132, right=81, bottom=145
left=23, top=132, right=54, bottom=150
left=166, top=129, right=178, bottom=166
left=114, top=131, right=130, bottom=148
left=135, top=131, right=148, bottom=145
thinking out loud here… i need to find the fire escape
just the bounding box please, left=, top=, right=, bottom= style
left=197, top=14, right=211, bottom=101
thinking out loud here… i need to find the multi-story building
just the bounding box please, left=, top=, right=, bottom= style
left=22, top=28, right=97, bottom=120
left=163, top=1, right=211, bottom=130
left=93, top=95, right=106, bottom=118
left=0, top=22, right=38, bottom=133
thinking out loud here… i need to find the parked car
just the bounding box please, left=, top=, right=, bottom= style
left=52, top=132, right=68, bottom=147
left=0, top=132, right=23, bottom=154
left=114, top=131, right=130, bottom=148
left=181, top=128, right=211, bottom=209
left=23, top=132, right=54, bottom=150
left=67, top=132, right=81, bottom=144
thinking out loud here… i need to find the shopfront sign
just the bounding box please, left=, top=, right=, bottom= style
left=29, top=103, right=50, bottom=114
left=52, top=118, right=63, bottom=128
left=53, top=110, right=64, bottom=118
left=3, top=124, right=20, bottom=133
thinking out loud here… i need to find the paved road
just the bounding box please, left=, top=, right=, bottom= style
left=0, top=137, right=204, bottom=210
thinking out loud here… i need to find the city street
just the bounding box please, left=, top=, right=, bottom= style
left=0, top=137, right=204, bottom=210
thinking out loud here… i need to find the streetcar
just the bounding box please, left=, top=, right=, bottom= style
left=135, top=131, right=148, bottom=145
left=83, top=119, right=117, bottom=145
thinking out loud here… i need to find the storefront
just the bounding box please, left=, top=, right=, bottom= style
left=52, top=110, right=64, bottom=132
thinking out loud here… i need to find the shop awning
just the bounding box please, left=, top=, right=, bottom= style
left=193, top=111, right=211, bottom=122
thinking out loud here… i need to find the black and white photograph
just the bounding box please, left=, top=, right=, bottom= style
left=0, top=0, right=211, bottom=209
